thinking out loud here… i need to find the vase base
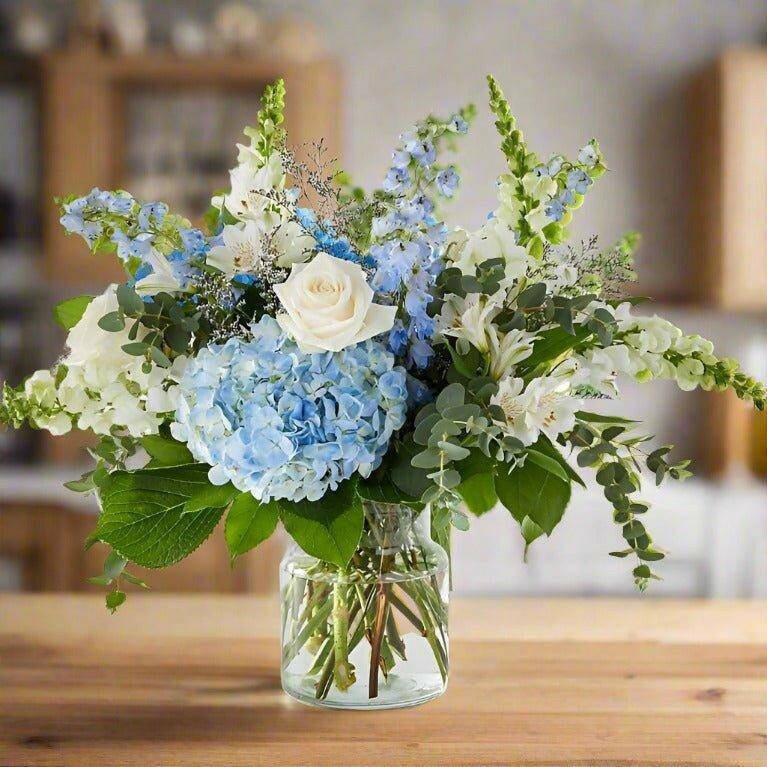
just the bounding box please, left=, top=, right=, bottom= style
left=281, top=633, right=447, bottom=710
left=282, top=681, right=446, bottom=710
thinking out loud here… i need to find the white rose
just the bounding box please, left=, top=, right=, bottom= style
left=274, top=252, right=396, bottom=352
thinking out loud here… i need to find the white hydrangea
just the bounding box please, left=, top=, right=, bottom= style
left=23, top=370, right=72, bottom=435
left=56, top=286, right=186, bottom=438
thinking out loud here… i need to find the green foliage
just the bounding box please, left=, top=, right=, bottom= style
left=53, top=295, right=94, bottom=330
left=182, top=482, right=239, bottom=514
left=495, top=454, right=572, bottom=537
left=105, top=590, right=127, bottom=613
left=87, top=549, right=148, bottom=611
left=140, top=434, right=193, bottom=467
left=518, top=325, right=592, bottom=380
left=279, top=480, right=363, bottom=567
left=357, top=469, right=424, bottom=509
left=225, top=494, right=280, bottom=563
left=93, top=464, right=225, bottom=568
left=562, top=415, right=680, bottom=588
left=456, top=471, right=497, bottom=516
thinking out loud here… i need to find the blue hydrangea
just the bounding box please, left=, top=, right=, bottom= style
left=171, top=316, right=408, bottom=503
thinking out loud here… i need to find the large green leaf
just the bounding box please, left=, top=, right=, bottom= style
left=225, top=494, right=280, bottom=562
left=183, top=482, right=239, bottom=514
left=357, top=472, right=424, bottom=509
left=94, top=464, right=224, bottom=568
left=518, top=325, right=592, bottom=378
left=532, top=434, right=586, bottom=488
left=456, top=472, right=497, bottom=516
left=279, top=480, right=363, bottom=567
left=455, top=448, right=497, bottom=516
left=53, top=295, right=94, bottom=330
left=141, top=434, right=194, bottom=467
left=495, top=458, right=571, bottom=535
left=390, top=437, right=433, bottom=499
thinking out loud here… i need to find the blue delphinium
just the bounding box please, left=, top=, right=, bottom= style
left=59, top=187, right=208, bottom=291
left=369, top=112, right=470, bottom=370
left=294, top=206, right=373, bottom=268
left=171, top=316, right=408, bottom=503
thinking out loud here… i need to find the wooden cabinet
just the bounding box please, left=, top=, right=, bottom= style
left=691, top=48, right=767, bottom=475
left=0, top=500, right=282, bottom=594
left=691, top=49, right=767, bottom=309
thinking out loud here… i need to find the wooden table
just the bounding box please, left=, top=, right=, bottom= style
left=1, top=595, right=766, bottom=766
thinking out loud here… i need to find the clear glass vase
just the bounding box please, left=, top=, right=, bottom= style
left=280, top=502, right=449, bottom=710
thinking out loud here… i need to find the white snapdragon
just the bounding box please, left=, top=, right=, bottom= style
left=521, top=170, right=557, bottom=201
left=56, top=286, right=186, bottom=437
left=222, top=150, right=285, bottom=228
left=491, top=373, right=580, bottom=446
left=445, top=219, right=528, bottom=287
left=570, top=345, right=641, bottom=396
left=494, top=176, right=524, bottom=230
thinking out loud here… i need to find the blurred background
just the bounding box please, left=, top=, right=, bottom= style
left=1, top=0, right=767, bottom=599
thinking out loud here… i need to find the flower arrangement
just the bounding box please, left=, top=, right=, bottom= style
left=2, top=77, right=764, bottom=705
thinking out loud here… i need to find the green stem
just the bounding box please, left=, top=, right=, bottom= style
left=332, top=579, right=356, bottom=692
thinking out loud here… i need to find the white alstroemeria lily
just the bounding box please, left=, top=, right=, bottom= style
left=134, top=249, right=182, bottom=296
left=488, top=328, right=537, bottom=381
left=271, top=220, right=317, bottom=268
left=208, top=220, right=316, bottom=278
left=491, top=373, right=580, bottom=446
left=436, top=290, right=504, bottom=354
left=207, top=221, right=265, bottom=277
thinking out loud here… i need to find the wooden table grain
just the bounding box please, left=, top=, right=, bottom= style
left=1, top=595, right=766, bottom=767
